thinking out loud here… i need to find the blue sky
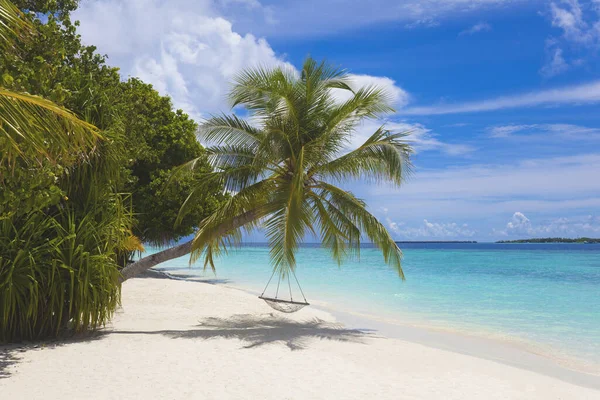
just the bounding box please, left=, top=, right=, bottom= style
left=73, top=0, right=600, bottom=240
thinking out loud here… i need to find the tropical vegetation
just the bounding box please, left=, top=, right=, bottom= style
left=122, top=59, right=413, bottom=280
left=0, top=0, right=222, bottom=341
left=1, top=0, right=412, bottom=342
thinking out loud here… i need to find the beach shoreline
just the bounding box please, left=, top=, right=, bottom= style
left=1, top=273, right=599, bottom=399
left=152, top=268, right=600, bottom=382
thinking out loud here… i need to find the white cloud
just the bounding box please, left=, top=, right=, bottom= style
left=387, top=218, right=476, bottom=239
left=390, top=153, right=600, bottom=199
left=330, top=74, right=410, bottom=108
left=400, top=80, right=600, bottom=115
left=540, top=47, right=570, bottom=77
left=501, top=211, right=534, bottom=235
left=350, top=120, right=475, bottom=156
left=385, top=217, right=403, bottom=234
left=74, top=1, right=415, bottom=124
left=497, top=212, right=600, bottom=237
left=218, top=0, right=262, bottom=8
left=487, top=124, right=531, bottom=138
left=73, top=0, right=291, bottom=121
left=541, top=0, right=600, bottom=77
left=226, top=0, right=528, bottom=38
left=487, top=123, right=600, bottom=140
left=549, top=0, right=598, bottom=45
left=459, top=22, right=492, bottom=35
left=367, top=153, right=600, bottom=221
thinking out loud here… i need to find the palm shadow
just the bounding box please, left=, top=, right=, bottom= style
left=138, top=269, right=231, bottom=285
left=109, top=313, right=376, bottom=350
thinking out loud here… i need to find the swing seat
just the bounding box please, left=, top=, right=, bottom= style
left=258, top=295, right=310, bottom=313
left=260, top=267, right=309, bottom=313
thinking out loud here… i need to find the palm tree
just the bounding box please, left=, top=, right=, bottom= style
left=0, top=0, right=100, bottom=167
left=121, top=58, right=412, bottom=280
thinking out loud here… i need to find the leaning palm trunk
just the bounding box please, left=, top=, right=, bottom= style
left=121, top=58, right=413, bottom=282
left=120, top=210, right=258, bottom=281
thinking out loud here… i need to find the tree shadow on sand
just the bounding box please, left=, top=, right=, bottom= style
left=0, top=332, right=105, bottom=379
left=0, top=347, right=21, bottom=379
left=110, top=314, right=376, bottom=350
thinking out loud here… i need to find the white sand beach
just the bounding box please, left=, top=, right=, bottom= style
left=1, top=275, right=599, bottom=400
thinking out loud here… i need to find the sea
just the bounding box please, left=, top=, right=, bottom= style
left=144, top=242, right=600, bottom=370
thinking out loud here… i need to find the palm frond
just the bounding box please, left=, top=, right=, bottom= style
left=263, top=148, right=315, bottom=275
left=0, top=88, right=101, bottom=167
left=0, top=0, right=32, bottom=50
left=326, top=86, right=395, bottom=132
left=312, top=126, right=413, bottom=186
left=316, top=182, right=404, bottom=278
left=229, top=65, right=300, bottom=120
left=198, top=114, right=262, bottom=147
left=189, top=178, right=276, bottom=269
left=309, top=192, right=362, bottom=264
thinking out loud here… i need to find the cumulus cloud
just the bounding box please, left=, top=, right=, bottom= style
left=501, top=211, right=534, bottom=235
left=74, top=0, right=414, bottom=123
left=400, top=80, right=600, bottom=115
left=380, top=207, right=475, bottom=239
left=459, top=22, right=491, bottom=35
left=385, top=217, right=403, bottom=234
left=73, top=0, right=291, bottom=121
left=386, top=218, right=476, bottom=239
left=496, top=212, right=600, bottom=237
left=330, top=74, right=410, bottom=108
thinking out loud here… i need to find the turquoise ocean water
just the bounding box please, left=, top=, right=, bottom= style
left=146, top=243, right=600, bottom=368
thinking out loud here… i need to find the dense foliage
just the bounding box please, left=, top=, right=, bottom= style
left=12, top=0, right=78, bottom=15
left=0, top=1, right=223, bottom=341
left=0, top=4, right=224, bottom=244
left=0, top=0, right=124, bottom=341
left=116, top=79, right=224, bottom=243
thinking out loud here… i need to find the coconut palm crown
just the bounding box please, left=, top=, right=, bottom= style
left=181, top=58, right=413, bottom=279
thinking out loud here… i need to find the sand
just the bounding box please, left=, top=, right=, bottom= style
left=1, top=275, right=599, bottom=399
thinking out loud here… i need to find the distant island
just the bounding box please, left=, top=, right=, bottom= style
left=395, top=241, right=478, bottom=244
left=496, top=238, right=600, bottom=244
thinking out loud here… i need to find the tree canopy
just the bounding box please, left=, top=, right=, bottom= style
left=12, top=0, right=78, bottom=15
left=0, top=4, right=224, bottom=244
left=0, top=0, right=225, bottom=341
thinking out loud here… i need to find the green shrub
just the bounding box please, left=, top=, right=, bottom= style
left=0, top=205, right=125, bottom=342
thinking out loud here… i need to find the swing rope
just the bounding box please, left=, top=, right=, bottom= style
left=258, top=267, right=309, bottom=313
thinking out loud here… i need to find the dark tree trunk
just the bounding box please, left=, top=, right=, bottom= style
left=119, top=209, right=259, bottom=282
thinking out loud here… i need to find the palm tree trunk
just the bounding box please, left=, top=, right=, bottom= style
left=119, top=209, right=260, bottom=282
left=119, top=240, right=194, bottom=282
